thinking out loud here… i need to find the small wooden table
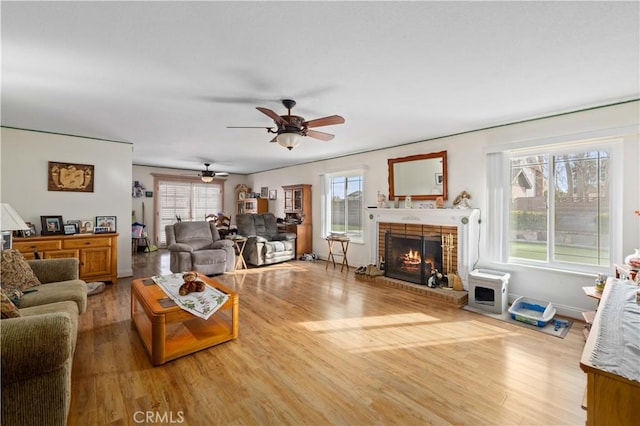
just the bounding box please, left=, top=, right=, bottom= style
left=226, top=236, right=248, bottom=270
left=131, top=275, right=238, bottom=365
left=325, top=237, right=350, bottom=272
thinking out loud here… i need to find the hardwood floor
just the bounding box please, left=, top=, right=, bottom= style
left=69, top=250, right=587, bottom=425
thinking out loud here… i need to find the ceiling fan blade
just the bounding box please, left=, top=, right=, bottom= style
left=304, top=115, right=345, bottom=128
left=256, top=107, right=289, bottom=126
left=214, top=172, right=229, bottom=177
left=227, top=126, right=273, bottom=129
left=306, top=129, right=335, bottom=141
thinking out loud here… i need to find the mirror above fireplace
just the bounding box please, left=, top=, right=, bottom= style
left=388, top=150, right=447, bottom=201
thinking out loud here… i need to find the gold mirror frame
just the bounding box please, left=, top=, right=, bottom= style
left=388, top=150, right=447, bottom=201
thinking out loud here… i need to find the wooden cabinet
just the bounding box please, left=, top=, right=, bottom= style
left=278, top=223, right=312, bottom=257
left=283, top=184, right=310, bottom=214
left=282, top=184, right=312, bottom=257
left=580, top=278, right=640, bottom=425
left=13, top=233, right=119, bottom=283
left=239, top=198, right=268, bottom=214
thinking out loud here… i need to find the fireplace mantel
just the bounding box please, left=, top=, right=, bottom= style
left=368, top=208, right=480, bottom=289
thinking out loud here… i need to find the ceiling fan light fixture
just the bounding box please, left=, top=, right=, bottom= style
left=277, top=132, right=301, bottom=150
left=200, top=163, right=215, bottom=182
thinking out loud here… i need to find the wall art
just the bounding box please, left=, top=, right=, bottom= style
left=48, top=161, right=94, bottom=192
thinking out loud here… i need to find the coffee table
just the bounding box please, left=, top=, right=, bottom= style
left=131, top=275, right=238, bottom=365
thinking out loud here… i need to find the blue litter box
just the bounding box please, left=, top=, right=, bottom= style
left=508, top=296, right=556, bottom=327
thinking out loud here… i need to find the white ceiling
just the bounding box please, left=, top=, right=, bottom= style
left=2, top=1, right=639, bottom=175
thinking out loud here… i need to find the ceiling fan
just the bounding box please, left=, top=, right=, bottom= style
left=228, top=99, right=345, bottom=150
left=198, top=163, right=228, bottom=182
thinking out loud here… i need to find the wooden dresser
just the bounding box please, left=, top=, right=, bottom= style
left=579, top=278, right=639, bottom=425
left=13, top=233, right=119, bottom=284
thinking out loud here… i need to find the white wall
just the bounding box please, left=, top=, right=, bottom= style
left=1, top=127, right=134, bottom=278
left=250, top=101, right=640, bottom=319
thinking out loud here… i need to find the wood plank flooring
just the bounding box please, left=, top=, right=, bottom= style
left=69, top=250, right=587, bottom=425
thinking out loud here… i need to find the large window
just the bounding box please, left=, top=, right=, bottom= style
left=156, top=179, right=222, bottom=246
left=324, top=171, right=364, bottom=243
left=504, top=144, right=612, bottom=270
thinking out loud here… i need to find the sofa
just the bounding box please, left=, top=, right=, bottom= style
left=236, top=213, right=296, bottom=266
left=1, top=257, right=88, bottom=426
left=165, top=221, right=236, bottom=275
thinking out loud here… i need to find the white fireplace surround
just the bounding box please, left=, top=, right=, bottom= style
left=368, top=208, right=481, bottom=289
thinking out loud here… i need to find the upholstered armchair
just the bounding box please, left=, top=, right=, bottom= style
left=236, top=213, right=296, bottom=266
left=165, top=221, right=235, bottom=275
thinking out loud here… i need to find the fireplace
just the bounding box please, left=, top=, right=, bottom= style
left=384, top=232, right=442, bottom=285
left=368, top=208, right=480, bottom=289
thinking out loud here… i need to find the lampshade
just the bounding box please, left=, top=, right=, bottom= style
left=277, top=132, right=301, bottom=150
left=201, top=175, right=214, bottom=183
left=1, top=203, right=29, bottom=231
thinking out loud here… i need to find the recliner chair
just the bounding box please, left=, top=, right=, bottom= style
left=236, top=213, right=296, bottom=266
left=165, top=221, right=235, bottom=275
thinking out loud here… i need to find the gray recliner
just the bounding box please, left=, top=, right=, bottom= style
left=165, top=221, right=235, bottom=275
left=236, top=213, right=296, bottom=266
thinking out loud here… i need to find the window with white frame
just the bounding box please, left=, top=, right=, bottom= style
left=488, top=139, right=619, bottom=274
left=324, top=171, right=364, bottom=243
left=157, top=180, right=222, bottom=246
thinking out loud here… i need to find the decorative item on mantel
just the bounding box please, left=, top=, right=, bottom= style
left=377, top=191, right=387, bottom=208
left=453, top=190, right=472, bottom=209
left=404, top=195, right=412, bottom=209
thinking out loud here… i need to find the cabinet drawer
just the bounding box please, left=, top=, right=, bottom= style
left=44, top=249, right=79, bottom=259
left=63, top=237, right=112, bottom=249
left=13, top=240, right=62, bottom=253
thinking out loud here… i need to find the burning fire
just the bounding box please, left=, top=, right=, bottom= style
left=400, top=250, right=436, bottom=272
left=402, top=249, right=421, bottom=266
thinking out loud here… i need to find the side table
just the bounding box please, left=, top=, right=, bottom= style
left=325, top=237, right=350, bottom=272
left=132, top=236, right=151, bottom=253
left=226, top=236, right=248, bottom=270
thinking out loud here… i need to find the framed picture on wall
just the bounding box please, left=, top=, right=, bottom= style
left=269, top=189, right=277, bottom=200
left=47, top=161, right=94, bottom=192
left=260, top=187, right=269, bottom=198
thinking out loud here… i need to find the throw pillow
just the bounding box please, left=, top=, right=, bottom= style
left=0, top=250, right=41, bottom=291
left=1, top=290, right=21, bottom=318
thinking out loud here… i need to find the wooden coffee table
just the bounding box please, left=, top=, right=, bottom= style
left=131, top=275, right=238, bottom=365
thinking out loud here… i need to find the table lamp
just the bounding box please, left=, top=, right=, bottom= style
left=1, top=203, right=29, bottom=250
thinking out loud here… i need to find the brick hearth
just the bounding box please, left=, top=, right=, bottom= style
left=356, top=274, right=468, bottom=307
